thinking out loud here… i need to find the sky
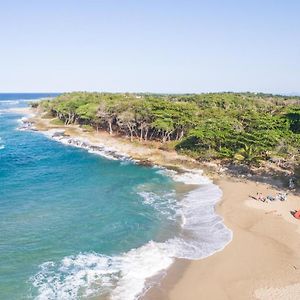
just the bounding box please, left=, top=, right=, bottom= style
left=0, top=0, right=299, bottom=94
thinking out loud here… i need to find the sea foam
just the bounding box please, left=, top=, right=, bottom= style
left=42, top=129, right=133, bottom=162
left=20, top=118, right=232, bottom=300
left=31, top=169, right=232, bottom=300
left=18, top=119, right=134, bottom=161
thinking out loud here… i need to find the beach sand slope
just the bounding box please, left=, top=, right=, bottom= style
left=159, top=178, right=300, bottom=300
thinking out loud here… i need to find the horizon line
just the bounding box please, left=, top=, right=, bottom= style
left=0, top=91, right=299, bottom=97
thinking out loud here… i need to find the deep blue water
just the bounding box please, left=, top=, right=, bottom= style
left=0, top=94, right=179, bottom=299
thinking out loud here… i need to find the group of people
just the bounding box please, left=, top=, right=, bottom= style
left=252, top=192, right=300, bottom=220
left=254, top=192, right=287, bottom=202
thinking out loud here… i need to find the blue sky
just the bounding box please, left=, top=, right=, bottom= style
left=0, top=0, right=299, bottom=94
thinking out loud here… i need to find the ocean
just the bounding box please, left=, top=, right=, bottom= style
left=0, top=94, right=232, bottom=300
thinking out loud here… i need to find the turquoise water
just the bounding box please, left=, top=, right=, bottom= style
left=0, top=95, right=180, bottom=299
left=0, top=94, right=232, bottom=300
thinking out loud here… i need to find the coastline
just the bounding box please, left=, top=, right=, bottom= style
left=145, top=177, right=300, bottom=300
left=23, top=107, right=207, bottom=171
left=24, top=107, right=300, bottom=299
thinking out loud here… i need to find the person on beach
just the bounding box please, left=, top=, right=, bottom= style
left=276, top=192, right=287, bottom=201
left=289, top=178, right=295, bottom=190
left=257, top=193, right=264, bottom=201
left=251, top=193, right=264, bottom=201
left=266, top=195, right=275, bottom=201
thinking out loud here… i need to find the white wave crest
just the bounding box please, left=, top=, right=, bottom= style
left=41, top=129, right=134, bottom=162
left=156, top=167, right=212, bottom=185
left=0, top=97, right=52, bottom=104
left=31, top=243, right=173, bottom=300
left=0, top=100, right=20, bottom=104
left=31, top=169, right=232, bottom=300
left=0, top=137, right=4, bottom=150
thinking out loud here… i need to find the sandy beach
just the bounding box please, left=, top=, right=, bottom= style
left=146, top=178, right=300, bottom=300
left=27, top=109, right=300, bottom=300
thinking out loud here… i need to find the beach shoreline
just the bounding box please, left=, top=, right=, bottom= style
left=25, top=107, right=300, bottom=300
left=145, top=177, right=300, bottom=300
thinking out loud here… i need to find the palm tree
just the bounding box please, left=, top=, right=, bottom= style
left=234, top=144, right=262, bottom=164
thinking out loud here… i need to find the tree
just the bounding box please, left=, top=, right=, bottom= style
left=37, top=91, right=300, bottom=167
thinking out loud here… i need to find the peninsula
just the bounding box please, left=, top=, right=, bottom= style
left=26, top=92, right=300, bottom=299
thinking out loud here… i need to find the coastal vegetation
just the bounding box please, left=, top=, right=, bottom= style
left=36, top=92, right=300, bottom=177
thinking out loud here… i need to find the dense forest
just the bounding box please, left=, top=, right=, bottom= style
left=36, top=92, right=300, bottom=168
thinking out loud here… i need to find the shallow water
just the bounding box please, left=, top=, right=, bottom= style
left=0, top=94, right=232, bottom=300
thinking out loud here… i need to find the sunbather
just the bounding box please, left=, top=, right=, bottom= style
left=276, top=192, right=287, bottom=201
left=257, top=193, right=263, bottom=201
left=266, top=195, right=275, bottom=201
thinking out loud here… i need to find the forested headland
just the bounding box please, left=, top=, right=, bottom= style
left=34, top=92, right=300, bottom=181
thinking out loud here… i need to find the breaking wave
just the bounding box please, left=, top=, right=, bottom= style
left=31, top=168, right=232, bottom=300
left=16, top=116, right=233, bottom=300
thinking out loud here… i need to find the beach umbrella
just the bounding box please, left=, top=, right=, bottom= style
left=294, top=210, right=300, bottom=219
